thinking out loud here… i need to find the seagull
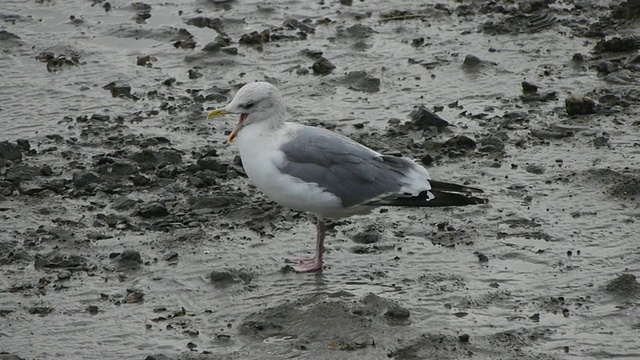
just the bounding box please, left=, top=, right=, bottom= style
left=208, top=82, right=486, bottom=272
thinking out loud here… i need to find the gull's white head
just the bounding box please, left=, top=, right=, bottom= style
left=207, top=81, right=285, bottom=143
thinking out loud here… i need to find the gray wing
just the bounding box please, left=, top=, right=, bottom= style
left=277, top=125, right=425, bottom=208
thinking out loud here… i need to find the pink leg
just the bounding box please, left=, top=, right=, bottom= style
left=293, top=220, right=325, bottom=272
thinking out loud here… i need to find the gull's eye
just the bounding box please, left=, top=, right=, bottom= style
left=244, top=102, right=254, bottom=110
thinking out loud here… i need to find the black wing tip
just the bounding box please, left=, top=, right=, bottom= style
left=429, top=179, right=484, bottom=194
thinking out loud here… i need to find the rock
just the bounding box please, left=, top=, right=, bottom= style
left=339, top=71, right=380, bottom=93
left=459, top=334, right=470, bottom=343
left=136, top=203, right=169, bottom=218
left=34, top=251, right=91, bottom=272
left=525, top=164, right=545, bottom=174
left=86, top=305, right=99, bottom=315
left=352, top=225, right=383, bottom=244
left=145, top=355, right=171, bottom=360
left=612, top=0, right=640, bottom=19
left=90, top=114, right=110, bottom=122
left=112, top=196, right=140, bottom=210
left=186, top=17, right=224, bottom=34
left=462, top=54, right=482, bottom=66
left=39, top=165, right=53, bottom=176
left=197, top=158, right=225, bottom=172
left=136, top=55, right=157, bottom=66
left=594, top=36, right=640, bottom=53
left=28, top=307, right=54, bottom=315
left=239, top=30, right=270, bottom=46
left=593, top=136, right=609, bottom=149
left=565, top=96, right=596, bottom=115
left=409, top=105, right=452, bottom=129
left=312, top=57, right=335, bottom=75
left=130, top=174, right=151, bottom=186
left=0, top=353, right=26, bottom=360
left=156, top=165, right=178, bottom=178
left=421, top=154, right=434, bottom=166
left=444, top=135, right=476, bottom=150
left=173, top=37, right=196, bottom=49
left=283, top=19, right=315, bottom=34
left=189, top=170, right=218, bottom=187
left=103, top=81, right=132, bottom=98
left=115, top=249, right=143, bottom=269
left=72, top=171, right=102, bottom=189
left=188, top=69, right=202, bottom=79
left=385, top=306, right=410, bottom=320
left=520, top=91, right=557, bottom=103
left=521, top=81, right=539, bottom=94
left=123, top=289, right=145, bottom=303
left=210, top=269, right=253, bottom=286
left=0, top=141, right=22, bottom=161
left=97, top=157, right=139, bottom=177
left=129, top=149, right=182, bottom=170
left=4, top=165, right=36, bottom=183
left=605, top=273, right=640, bottom=297
left=190, top=196, right=230, bottom=209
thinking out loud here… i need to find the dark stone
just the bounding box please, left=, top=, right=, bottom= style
left=136, top=203, right=169, bottom=218
left=16, top=139, right=31, bottom=152
left=477, top=252, right=489, bottom=262
left=312, top=57, right=336, bottom=75
left=86, top=305, right=99, bottom=315
left=352, top=226, right=382, bottom=244
left=605, top=273, right=640, bottom=296
left=190, top=196, right=230, bottom=209
left=458, top=334, right=470, bottom=343
left=186, top=17, right=225, bottom=34
left=188, top=69, right=202, bottom=79
left=565, top=96, right=596, bottom=115
left=131, top=174, right=151, bottom=186
left=112, top=196, right=140, bottom=210
left=116, top=249, right=143, bottom=268
left=409, top=105, right=452, bottom=129
left=520, top=91, right=557, bottom=103
left=72, top=171, right=102, bottom=189
left=384, top=306, right=410, bottom=320
left=0, top=141, right=22, bottom=161
left=612, top=0, right=640, bottom=19
left=103, top=81, right=132, bottom=98
left=39, top=165, right=53, bottom=176
left=136, top=55, right=156, bottom=66
left=4, top=166, right=36, bottom=183
left=593, top=136, right=609, bottom=149
left=594, top=36, right=640, bottom=53
left=444, top=135, right=476, bottom=150
left=462, top=54, right=482, bottom=66
left=525, top=164, right=545, bottom=174
left=521, top=81, right=539, bottom=94
left=156, top=165, right=178, bottom=178
left=90, top=114, right=110, bottom=122
left=209, top=269, right=253, bottom=286
left=340, top=71, right=380, bottom=93
left=239, top=30, right=270, bottom=45
left=34, top=251, right=90, bottom=272
left=129, top=149, right=182, bottom=170
left=190, top=170, right=217, bottom=187
left=28, top=307, right=54, bottom=315
left=162, top=78, right=176, bottom=87
left=197, top=158, right=225, bottom=172
left=421, top=154, right=434, bottom=166
left=145, top=355, right=171, bottom=360
left=0, top=354, right=25, bottom=360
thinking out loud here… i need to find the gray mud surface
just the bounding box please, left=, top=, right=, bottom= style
left=1, top=0, right=640, bottom=359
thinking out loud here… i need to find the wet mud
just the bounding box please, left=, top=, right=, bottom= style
left=1, top=0, right=639, bottom=359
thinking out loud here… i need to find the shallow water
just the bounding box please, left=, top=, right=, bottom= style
left=1, top=0, right=639, bottom=359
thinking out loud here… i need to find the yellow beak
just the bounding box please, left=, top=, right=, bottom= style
left=207, top=108, right=245, bottom=143
left=207, top=108, right=229, bottom=119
